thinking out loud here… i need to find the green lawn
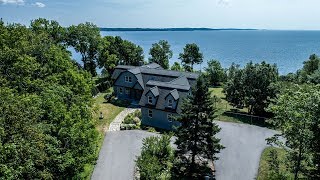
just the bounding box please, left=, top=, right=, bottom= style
left=209, top=87, right=247, bottom=123
left=83, top=92, right=127, bottom=179
left=257, top=147, right=293, bottom=180
left=209, top=88, right=268, bottom=126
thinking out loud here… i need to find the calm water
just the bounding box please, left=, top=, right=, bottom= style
left=72, top=30, right=320, bottom=75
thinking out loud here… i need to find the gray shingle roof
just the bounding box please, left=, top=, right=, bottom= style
left=139, top=85, right=189, bottom=113
left=141, top=63, right=163, bottom=69
left=112, top=62, right=199, bottom=113
left=140, top=68, right=199, bottom=80
left=149, top=86, right=160, bottom=97
left=166, top=89, right=179, bottom=100
left=146, top=80, right=190, bottom=90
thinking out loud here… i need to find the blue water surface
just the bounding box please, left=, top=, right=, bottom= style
left=72, top=30, right=320, bottom=75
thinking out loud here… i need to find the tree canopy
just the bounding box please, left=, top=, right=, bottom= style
left=179, top=43, right=203, bottom=72
left=66, top=22, right=101, bottom=76
left=0, top=19, right=98, bottom=179
left=148, top=40, right=173, bottom=69
left=170, top=62, right=183, bottom=71
left=97, top=36, right=144, bottom=77
left=267, top=84, right=320, bottom=179
left=224, top=61, right=279, bottom=116
left=204, top=59, right=227, bottom=86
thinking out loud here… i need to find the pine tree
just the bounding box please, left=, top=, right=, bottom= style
left=172, top=75, right=224, bottom=179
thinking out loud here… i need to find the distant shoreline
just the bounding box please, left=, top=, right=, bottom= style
left=100, top=28, right=259, bottom=32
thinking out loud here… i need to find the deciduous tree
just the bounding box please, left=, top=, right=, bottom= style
left=267, top=84, right=320, bottom=179
left=136, top=135, right=174, bottom=179
left=149, top=40, right=172, bottom=69
left=171, top=62, right=183, bottom=71
left=224, top=61, right=279, bottom=116
left=66, top=22, right=101, bottom=76
left=205, top=59, right=226, bottom=86
left=179, top=43, right=203, bottom=72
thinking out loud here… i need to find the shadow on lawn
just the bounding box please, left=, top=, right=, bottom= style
left=221, top=111, right=273, bottom=128
left=105, top=97, right=131, bottom=108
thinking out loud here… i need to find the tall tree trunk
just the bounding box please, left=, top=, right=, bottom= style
left=294, top=140, right=303, bottom=180
left=294, top=121, right=306, bottom=180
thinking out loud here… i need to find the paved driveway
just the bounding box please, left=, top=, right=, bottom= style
left=92, top=122, right=277, bottom=180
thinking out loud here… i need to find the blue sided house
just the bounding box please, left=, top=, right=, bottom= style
left=112, top=63, right=199, bottom=130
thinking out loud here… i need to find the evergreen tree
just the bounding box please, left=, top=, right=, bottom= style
left=173, top=75, right=224, bottom=179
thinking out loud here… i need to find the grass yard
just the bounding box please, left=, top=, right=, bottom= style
left=209, top=88, right=268, bottom=126
left=209, top=87, right=247, bottom=123
left=257, top=147, right=293, bottom=180
left=84, top=91, right=128, bottom=179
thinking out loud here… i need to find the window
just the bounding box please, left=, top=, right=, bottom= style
left=125, top=88, right=130, bottom=95
left=188, top=91, right=192, bottom=96
left=168, top=99, right=173, bottom=108
left=168, top=113, right=174, bottom=122
left=148, top=96, right=153, bottom=104
left=148, top=109, right=153, bottom=118
left=119, top=87, right=123, bottom=94
left=125, top=76, right=132, bottom=83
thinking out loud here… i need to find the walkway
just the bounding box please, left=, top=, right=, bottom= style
left=108, top=106, right=138, bottom=132
left=92, top=121, right=277, bottom=180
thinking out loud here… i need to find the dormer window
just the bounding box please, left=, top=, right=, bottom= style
left=168, top=99, right=173, bottom=108
left=125, top=76, right=132, bottom=83
left=148, top=96, right=153, bottom=104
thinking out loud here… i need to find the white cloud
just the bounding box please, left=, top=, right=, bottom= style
left=218, top=0, right=230, bottom=5
left=33, top=2, right=45, bottom=8
left=0, top=0, right=25, bottom=5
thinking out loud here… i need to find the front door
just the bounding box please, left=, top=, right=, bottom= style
left=135, top=90, right=142, bottom=100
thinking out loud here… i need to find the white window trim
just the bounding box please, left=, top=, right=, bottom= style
left=168, top=113, right=173, bottom=122
left=168, top=99, right=173, bottom=108
left=148, top=96, right=153, bottom=104
left=148, top=109, right=153, bottom=118
left=119, top=87, right=123, bottom=94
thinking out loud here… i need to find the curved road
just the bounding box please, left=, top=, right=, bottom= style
left=92, top=121, right=276, bottom=180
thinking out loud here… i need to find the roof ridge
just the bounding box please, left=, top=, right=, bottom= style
left=140, top=67, right=198, bottom=75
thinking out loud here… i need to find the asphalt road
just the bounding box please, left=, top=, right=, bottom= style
left=91, top=122, right=277, bottom=180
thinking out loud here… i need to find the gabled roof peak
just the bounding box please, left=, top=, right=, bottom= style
left=148, top=86, right=159, bottom=97
left=168, top=75, right=190, bottom=86
left=166, top=89, right=179, bottom=100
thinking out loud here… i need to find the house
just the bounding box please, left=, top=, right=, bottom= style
left=112, top=63, right=199, bottom=130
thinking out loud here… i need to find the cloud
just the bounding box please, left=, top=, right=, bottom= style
left=33, top=2, right=45, bottom=8
left=0, top=0, right=25, bottom=5
left=218, top=0, right=230, bottom=5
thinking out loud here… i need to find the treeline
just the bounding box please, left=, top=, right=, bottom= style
left=0, top=19, right=99, bottom=179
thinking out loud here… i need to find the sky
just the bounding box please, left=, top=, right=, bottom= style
left=1, top=0, right=320, bottom=30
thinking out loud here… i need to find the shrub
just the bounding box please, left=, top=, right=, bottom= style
left=136, top=135, right=174, bottom=179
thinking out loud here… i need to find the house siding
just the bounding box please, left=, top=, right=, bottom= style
left=114, top=71, right=137, bottom=88
left=141, top=107, right=181, bottom=130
